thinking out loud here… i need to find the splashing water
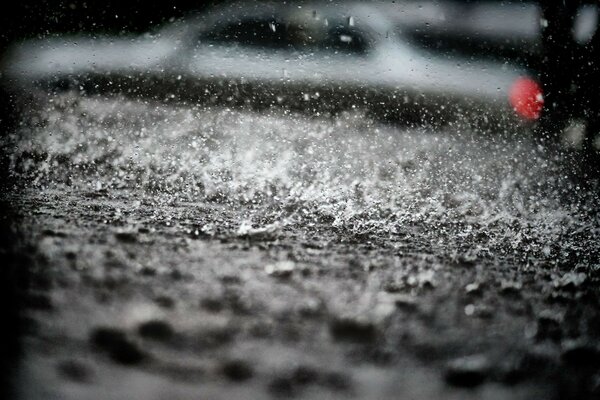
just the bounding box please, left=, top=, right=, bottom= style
left=6, top=93, right=600, bottom=267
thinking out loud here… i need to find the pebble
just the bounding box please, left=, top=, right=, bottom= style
left=501, top=346, right=559, bottom=383
left=265, top=261, right=295, bottom=278
left=237, top=221, right=280, bottom=241
left=90, top=326, right=146, bottom=365
left=535, top=314, right=562, bottom=342
left=463, top=304, right=494, bottom=318
left=525, top=344, right=560, bottom=370
left=139, top=266, right=156, bottom=276
left=394, top=294, right=418, bottom=311
left=561, top=341, right=600, bottom=368
left=383, top=281, right=403, bottom=293
left=137, top=319, right=174, bottom=341
left=220, top=275, right=242, bottom=285
left=500, top=280, right=522, bottom=295
left=407, top=269, right=436, bottom=288
left=154, top=295, right=175, bottom=309
left=268, top=376, right=295, bottom=396
left=553, top=272, right=587, bottom=290
left=170, top=269, right=185, bottom=280
left=41, top=229, right=67, bottom=238
left=221, top=359, right=253, bottom=381
left=322, top=371, right=351, bottom=391
left=465, top=282, right=481, bottom=295
left=200, top=297, right=225, bottom=312
left=197, top=325, right=236, bottom=347
left=330, top=317, right=378, bottom=343
left=291, top=365, right=319, bottom=385
left=444, top=354, right=489, bottom=387
left=56, top=359, right=92, bottom=383
left=297, top=298, right=324, bottom=317
left=269, top=366, right=351, bottom=395
left=114, top=231, right=137, bottom=243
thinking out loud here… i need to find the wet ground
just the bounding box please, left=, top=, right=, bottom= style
left=2, top=92, right=600, bottom=399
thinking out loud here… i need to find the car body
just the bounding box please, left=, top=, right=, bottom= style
left=2, top=1, right=543, bottom=127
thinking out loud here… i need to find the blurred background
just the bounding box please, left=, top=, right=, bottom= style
left=1, top=0, right=599, bottom=128
left=0, top=0, right=218, bottom=44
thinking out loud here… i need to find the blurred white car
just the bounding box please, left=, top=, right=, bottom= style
left=2, top=1, right=544, bottom=126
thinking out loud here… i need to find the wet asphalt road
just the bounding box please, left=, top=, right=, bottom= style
left=2, top=92, right=600, bottom=399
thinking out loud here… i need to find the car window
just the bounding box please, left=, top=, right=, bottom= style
left=199, top=16, right=371, bottom=55
left=201, top=18, right=286, bottom=49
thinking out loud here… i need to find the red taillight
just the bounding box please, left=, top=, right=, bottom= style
left=509, top=77, right=544, bottom=120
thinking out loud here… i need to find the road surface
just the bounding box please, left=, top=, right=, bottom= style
left=2, top=92, right=599, bottom=399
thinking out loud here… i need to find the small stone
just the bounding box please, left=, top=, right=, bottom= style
left=265, top=261, right=295, bottom=278
left=394, top=294, right=418, bottom=311
left=322, top=371, right=351, bottom=391
left=170, top=269, right=186, bottom=280
left=383, top=281, right=403, bottom=293
left=500, top=280, right=522, bottom=295
left=90, top=327, right=146, bottom=365
left=140, top=266, right=156, bottom=276
left=465, top=282, right=481, bottom=295
left=292, top=365, right=319, bottom=385
left=197, top=325, right=236, bottom=347
left=502, top=346, right=559, bottom=383
left=268, top=376, right=295, bottom=396
left=224, top=290, right=254, bottom=315
left=445, top=354, right=489, bottom=387
left=535, top=313, right=562, bottom=342
left=407, top=269, right=436, bottom=288
left=221, top=359, right=253, bottom=381
left=525, top=345, right=560, bottom=371
left=42, top=229, right=67, bottom=238
left=200, top=297, right=224, bottom=312
left=154, top=295, right=175, bottom=309
left=297, top=298, right=324, bottom=317
left=561, top=341, right=600, bottom=368
left=114, top=231, right=137, bottom=243
left=237, top=221, right=280, bottom=241
left=220, top=275, right=242, bottom=285
left=137, top=320, right=174, bottom=341
left=468, top=304, right=494, bottom=319
left=56, top=359, right=92, bottom=383
left=330, top=317, right=378, bottom=343
left=553, top=272, right=587, bottom=290
left=248, top=320, right=274, bottom=338
left=464, top=304, right=475, bottom=316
